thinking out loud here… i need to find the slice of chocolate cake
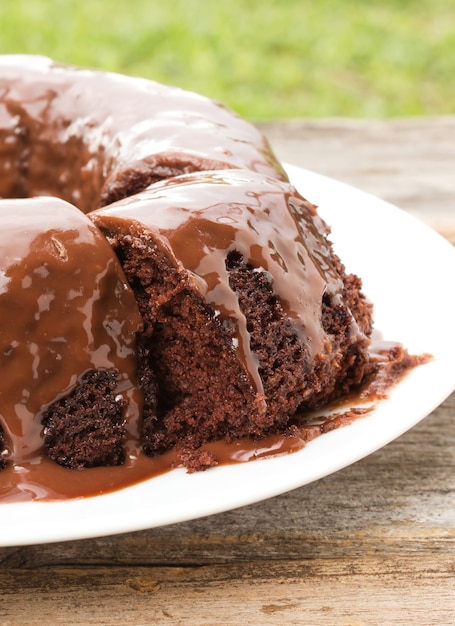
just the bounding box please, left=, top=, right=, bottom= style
left=90, top=169, right=373, bottom=469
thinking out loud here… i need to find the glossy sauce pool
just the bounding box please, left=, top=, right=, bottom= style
left=1, top=340, right=427, bottom=503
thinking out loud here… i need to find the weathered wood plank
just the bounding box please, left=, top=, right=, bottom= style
left=1, top=555, right=454, bottom=626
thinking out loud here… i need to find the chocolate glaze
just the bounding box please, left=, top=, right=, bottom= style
left=0, top=197, right=142, bottom=471
left=0, top=55, right=286, bottom=214
left=0, top=432, right=307, bottom=502
left=92, top=169, right=358, bottom=393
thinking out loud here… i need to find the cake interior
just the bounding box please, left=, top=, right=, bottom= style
left=97, top=212, right=373, bottom=470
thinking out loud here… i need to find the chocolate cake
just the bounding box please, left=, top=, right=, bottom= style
left=0, top=55, right=384, bottom=501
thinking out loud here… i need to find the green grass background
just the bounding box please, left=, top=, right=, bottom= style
left=1, top=0, right=454, bottom=121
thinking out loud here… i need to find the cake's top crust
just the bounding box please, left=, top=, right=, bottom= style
left=0, top=55, right=286, bottom=213
left=0, top=197, right=142, bottom=466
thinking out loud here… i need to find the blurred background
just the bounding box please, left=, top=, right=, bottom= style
left=1, top=0, right=454, bottom=121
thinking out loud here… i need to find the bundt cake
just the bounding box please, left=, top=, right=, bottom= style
left=0, top=55, right=398, bottom=502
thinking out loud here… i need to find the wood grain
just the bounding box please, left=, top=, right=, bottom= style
left=1, top=555, right=454, bottom=626
left=0, top=117, right=454, bottom=626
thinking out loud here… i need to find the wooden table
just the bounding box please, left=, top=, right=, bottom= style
left=1, top=117, right=454, bottom=626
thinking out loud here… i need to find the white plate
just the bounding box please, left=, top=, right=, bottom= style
left=1, top=164, right=454, bottom=547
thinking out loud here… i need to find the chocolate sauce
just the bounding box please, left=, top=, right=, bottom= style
left=0, top=433, right=305, bottom=502
left=1, top=408, right=370, bottom=503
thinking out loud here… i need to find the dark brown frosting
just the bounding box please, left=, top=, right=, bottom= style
left=0, top=55, right=286, bottom=214
left=0, top=197, right=142, bottom=494
left=0, top=428, right=311, bottom=502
